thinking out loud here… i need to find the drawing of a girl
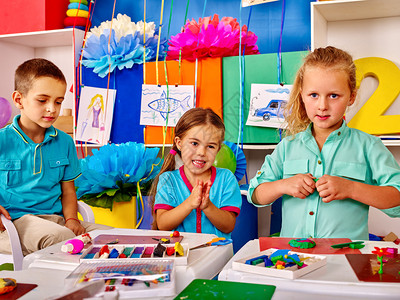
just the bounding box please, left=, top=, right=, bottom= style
left=85, top=94, right=105, bottom=144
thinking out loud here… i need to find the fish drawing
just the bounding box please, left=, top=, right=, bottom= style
left=148, top=91, right=191, bottom=120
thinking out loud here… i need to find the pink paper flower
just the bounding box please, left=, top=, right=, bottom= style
left=167, top=14, right=259, bottom=61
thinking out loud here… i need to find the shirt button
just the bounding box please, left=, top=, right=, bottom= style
left=5, top=163, right=11, bottom=168
left=309, top=211, right=314, bottom=216
left=338, top=132, right=341, bottom=136
left=56, top=161, right=60, bottom=165
left=317, top=160, right=322, bottom=165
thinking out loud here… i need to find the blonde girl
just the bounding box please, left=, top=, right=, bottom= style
left=150, top=108, right=241, bottom=238
left=248, top=46, right=400, bottom=240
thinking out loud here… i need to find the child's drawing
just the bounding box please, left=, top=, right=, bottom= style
left=246, top=83, right=292, bottom=129
left=242, top=0, right=278, bottom=7
left=140, top=84, right=194, bottom=127
left=76, top=86, right=116, bottom=145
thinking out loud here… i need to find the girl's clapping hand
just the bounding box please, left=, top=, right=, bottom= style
left=187, top=180, right=205, bottom=209
left=199, top=180, right=212, bottom=210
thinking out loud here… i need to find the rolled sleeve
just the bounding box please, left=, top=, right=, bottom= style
left=248, top=142, right=285, bottom=207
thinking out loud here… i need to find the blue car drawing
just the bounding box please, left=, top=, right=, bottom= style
left=254, top=99, right=286, bottom=121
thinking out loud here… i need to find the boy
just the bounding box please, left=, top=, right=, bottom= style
left=0, top=58, right=110, bottom=255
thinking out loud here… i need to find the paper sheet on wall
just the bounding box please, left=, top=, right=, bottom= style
left=246, top=84, right=292, bottom=129
left=140, top=84, right=194, bottom=127
left=76, top=86, right=116, bottom=145
left=242, top=0, right=278, bottom=7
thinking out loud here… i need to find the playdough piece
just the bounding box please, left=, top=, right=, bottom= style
left=174, top=242, right=184, bottom=256
left=166, top=247, right=175, bottom=256
left=0, top=278, right=17, bottom=295
left=289, top=238, right=316, bottom=249
left=170, top=231, right=180, bottom=238
left=153, top=243, right=166, bottom=257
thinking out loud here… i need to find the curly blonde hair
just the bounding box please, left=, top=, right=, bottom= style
left=284, top=46, right=357, bottom=137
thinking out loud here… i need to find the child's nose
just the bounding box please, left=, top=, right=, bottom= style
left=318, top=97, right=328, bottom=110
left=46, top=103, right=56, bottom=113
left=197, top=146, right=206, bottom=156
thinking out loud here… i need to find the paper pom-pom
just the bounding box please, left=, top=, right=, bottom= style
left=167, top=14, right=259, bottom=61
left=82, top=14, right=166, bottom=78
left=75, top=142, right=162, bottom=210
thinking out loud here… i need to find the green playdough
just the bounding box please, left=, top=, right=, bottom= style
left=288, top=238, right=316, bottom=249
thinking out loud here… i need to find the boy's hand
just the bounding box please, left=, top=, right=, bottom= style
left=199, top=180, right=212, bottom=210
left=65, top=220, right=86, bottom=236
left=284, top=173, right=316, bottom=199
left=0, top=205, right=11, bottom=231
left=316, top=175, right=352, bottom=203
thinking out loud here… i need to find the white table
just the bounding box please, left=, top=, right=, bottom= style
left=0, top=228, right=233, bottom=299
left=218, top=239, right=400, bottom=299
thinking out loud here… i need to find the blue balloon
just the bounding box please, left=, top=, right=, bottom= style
left=0, top=97, right=12, bottom=128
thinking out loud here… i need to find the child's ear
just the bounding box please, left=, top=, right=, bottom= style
left=174, top=136, right=182, bottom=150
left=12, top=91, right=23, bottom=109
left=349, top=91, right=357, bottom=106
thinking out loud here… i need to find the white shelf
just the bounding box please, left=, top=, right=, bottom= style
left=0, top=28, right=83, bottom=48
left=312, top=0, right=400, bottom=23
left=0, top=28, right=85, bottom=142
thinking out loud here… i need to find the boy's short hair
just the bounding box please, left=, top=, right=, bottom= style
left=14, top=58, right=66, bottom=95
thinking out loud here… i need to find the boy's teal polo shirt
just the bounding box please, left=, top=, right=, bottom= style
left=0, top=115, right=81, bottom=220
left=248, top=121, right=400, bottom=240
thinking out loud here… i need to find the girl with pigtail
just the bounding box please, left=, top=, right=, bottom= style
left=149, top=108, right=241, bottom=238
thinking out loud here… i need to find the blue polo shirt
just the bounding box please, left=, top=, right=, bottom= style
left=248, top=121, right=400, bottom=240
left=0, top=115, right=81, bottom=220
left=154, top=166, right=242, bottom=238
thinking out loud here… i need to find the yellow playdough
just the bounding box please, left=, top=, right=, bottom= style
left=0, top=278, right=17, bottom=295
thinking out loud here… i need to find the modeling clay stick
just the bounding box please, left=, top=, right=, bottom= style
left=142, top=247, right=154, bottom=258
left=108, top=248, right=119, bottom=259
left=330, top=241, right=364, bottom=249
left=130, top=247, right=144, bottom=258
left=82, top=247, right=100, bottom=259
left=120, top=247, right=134, bottom=258
left=153, top=243, right=166, bottom=257
left=99, top=245, right=110, bottom=258
left=251, top=258, right=265, bottom=265
left=245, top=255, right=269, bottom=265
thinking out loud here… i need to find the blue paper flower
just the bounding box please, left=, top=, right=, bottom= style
left=75, top=142, right=162, bottom=210
left=82, top=23, right=166, bottom=78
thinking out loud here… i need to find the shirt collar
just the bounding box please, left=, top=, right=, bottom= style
left=12, top=115, right=58, bottom=144
left=179, top=165, right=216, bottom=192
left=303, top=119, right=349, bottom=143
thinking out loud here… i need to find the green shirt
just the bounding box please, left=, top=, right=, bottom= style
left=248, top=121, right=400, bottom=240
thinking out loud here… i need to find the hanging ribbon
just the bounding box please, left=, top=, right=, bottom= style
left=193, top=0, right=208, bottom=105
left=237, top=2, right=253, bottom=184
left=76, top=0, right=97, bottom=158
left=178, top=1, right=191, bottom=85
left=277, top=0, right=286, bottom=85
left=155, top=0, right=165, bottom=86
left=277, top=0, right=286, bottom=141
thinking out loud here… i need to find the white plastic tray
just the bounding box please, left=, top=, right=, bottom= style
left=232, top=248, right=327, bottom=279
left=80, top=243, right=189, bottom=266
